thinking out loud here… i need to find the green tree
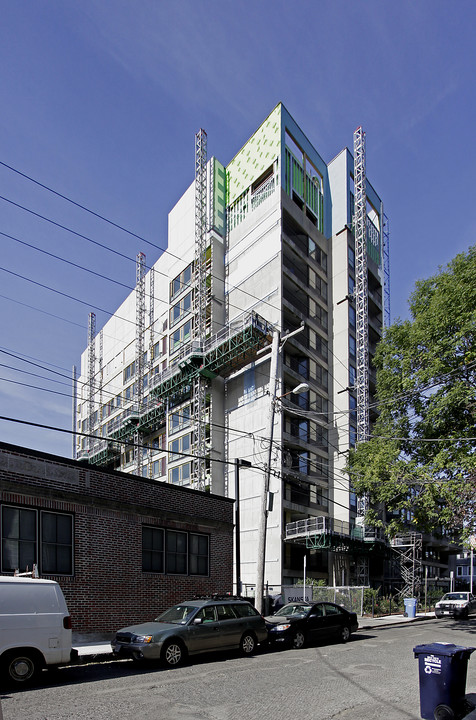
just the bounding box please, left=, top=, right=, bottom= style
left=349, top=246, right=476, bottom=537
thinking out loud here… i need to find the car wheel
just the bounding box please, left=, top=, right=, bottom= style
left=292, top=631, right=306, bottom=649
left=3, top=650, right=41, bottom=685
left=435, top=613, right=443, bottom=619
left=340, top=625, right=351, bottom=643
left=161, top=639, right=185, bottom=667
left=240, top=632, right=256, bottom=656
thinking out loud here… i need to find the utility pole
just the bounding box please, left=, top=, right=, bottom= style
left=255, top=324, right=305, bottom=614
left=235, top=458, right=252, bottom=596
left=255, top=329, right=280, bottom=614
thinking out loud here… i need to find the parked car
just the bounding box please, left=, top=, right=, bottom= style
left=435, top=592, right=476, bottom=619
left=111, top=596, right=267, bottom=667
left=0, top=576, right=72, bottom=686
left=265, top=601, right=358, bottom=648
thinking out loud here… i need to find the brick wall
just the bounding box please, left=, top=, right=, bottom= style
left=0, top=442, right=234, bottom=634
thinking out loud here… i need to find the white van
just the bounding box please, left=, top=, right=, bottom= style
left=0, top=576, right=72, bottom=685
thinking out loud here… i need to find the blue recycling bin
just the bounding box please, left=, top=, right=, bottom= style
left=404, top=597, right=417, bottom=618
left=413, top=643, right=475, bottom=719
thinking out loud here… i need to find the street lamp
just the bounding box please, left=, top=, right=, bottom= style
left=255, top=324, right=309, bottom=614
left=277, top=382, right=309, bottom=401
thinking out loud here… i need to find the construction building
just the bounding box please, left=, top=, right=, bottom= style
left=74, top=103, right=389, bottom=596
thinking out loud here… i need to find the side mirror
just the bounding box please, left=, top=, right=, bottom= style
left=193, top=617, right=203, bottom=625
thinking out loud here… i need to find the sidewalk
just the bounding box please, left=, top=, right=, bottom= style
left=359, top=610, right=436, bottom=631
left=71, top=612, right=437, bottom=663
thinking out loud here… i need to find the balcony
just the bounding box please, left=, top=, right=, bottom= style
left=285, top=516, right=386, bottom=549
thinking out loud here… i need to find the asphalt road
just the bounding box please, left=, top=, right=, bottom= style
left=3, top=618, right=476, bottom=720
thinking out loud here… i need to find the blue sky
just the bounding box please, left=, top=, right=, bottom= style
left=0, top=0, right=474, bottom=457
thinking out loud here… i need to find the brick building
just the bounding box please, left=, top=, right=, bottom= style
left=0, top=442, right=233, bottom=634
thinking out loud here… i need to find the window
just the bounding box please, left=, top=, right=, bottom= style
left=1, top=507, right=36, bottom=573
left=308, top=239, right=327, bottom=272
left=324, top=603, right=343, bottom=616
left=189, top=533, right=209, bottom=575
left=142, top=528, right=209, bottom=576
left=309, top=269, right=328, bottom=301
left=309, top=360, right=328, bottom=390
left=348, top=275, right=355, bottom=296
left=309, top=328, right=328, bottom=360
left=124, top=361, right=136, bottom=384
left=1, top=506, right=73, bottom=575
left=349, top=394, right=357, bottom=423
left=349, top=305, right=356, bottom=329
left=142, top=527, right=164, bottom=573
left=170, top=291, right=192, bottom=328
left=349, top=426, right=357, bottom=448
left=169, top=462, right=191, bottom=486
left=169, top=433, right=191, bottom=461
left=152, top=458, right=166, bottom=478
left=169, top=405, right=191, bottom=434
left=216, top=604, right=237, bottom=620
left=170, top=264, right=193, bottom=301
left=166, top=530, right=187, bottom=574
left=349, top=365, right=356, bottom=387
left=233, top=603, right=259, bottom=618
left=152, top=433, right=166, bottom=452
left=243, top=368, right=255, bottom=397
left=348, top=246, right=355, bottom=272
left=170, top=320, right=192, bottom=354
left=349, top=334, right=356, bottom=359
left=41, top=512, right=73, bottom=574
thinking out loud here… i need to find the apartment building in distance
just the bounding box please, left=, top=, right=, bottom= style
left=75, top=103, right=387, bottom=595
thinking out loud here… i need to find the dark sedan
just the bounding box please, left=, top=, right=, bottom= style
left=265, top=601, right=358, bottom=649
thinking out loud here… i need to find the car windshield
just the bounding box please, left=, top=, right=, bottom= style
left=155, top=604, right=199, bottom=624
left=442, top=593, right=468, bottom=601
left=274, top=603, right=312, bottom=617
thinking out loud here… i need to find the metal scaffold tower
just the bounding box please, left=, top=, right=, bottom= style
left=382, top=210, right=390, bottom=327
left=353, top=127, right=370, bottom=521
left=192, top=129, right=208, bottom=491
left=135, top=252, right=146, bottom=476
left=391, top=533, right=423, bottom=598
left=99, top=329, right=104, bottom=431
left=72, top=365, right=77, bottom=459
left=148, top=267, right=155, bottom=376
left=87, top=312, right=96, bottom=453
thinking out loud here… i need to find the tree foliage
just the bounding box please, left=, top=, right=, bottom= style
left=349, top=246, right=476, bottom=537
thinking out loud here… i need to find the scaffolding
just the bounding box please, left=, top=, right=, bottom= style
left=78, top=310, right=272, bottom=467
left=353, top=127, right=370, bottom=548
left=391, top=533, right=423, bottom=598
left=353, top=126, right=369, bottom=449
left=135, top=252, right=146, bottom=477
left=87, top=312, right=96, bottom=453
left=193, top=129, right=208, bottom=490
left=285, top=516, right=385, bottom=550
left=382, top=211, right=390, bottom=327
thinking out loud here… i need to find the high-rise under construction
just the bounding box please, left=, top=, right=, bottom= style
left=75, top=103, right=387, bottom=595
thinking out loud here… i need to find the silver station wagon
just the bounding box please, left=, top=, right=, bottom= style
left=111, top=596, right=267, bottom=667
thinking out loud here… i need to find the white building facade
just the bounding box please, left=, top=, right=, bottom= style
left=75, top=104, right=386, bottom=594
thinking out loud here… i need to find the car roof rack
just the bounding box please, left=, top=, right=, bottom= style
left=189, top=593, right=249, bottom=601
